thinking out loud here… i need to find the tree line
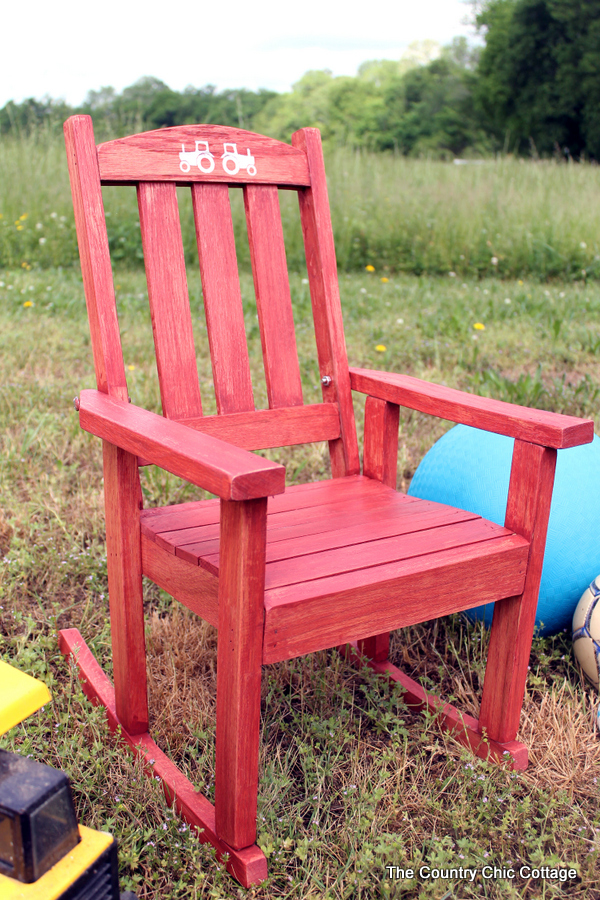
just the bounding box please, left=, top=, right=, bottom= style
left=2, top=0, right=599, bottom=159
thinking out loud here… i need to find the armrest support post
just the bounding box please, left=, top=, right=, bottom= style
left=363, top=396, right=399, bottom=489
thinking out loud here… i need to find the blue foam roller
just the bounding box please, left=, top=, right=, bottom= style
left=407, top=424, right=600, bottom=635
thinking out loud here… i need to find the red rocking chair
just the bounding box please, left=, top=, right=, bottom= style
left=59, top=115, right=593, bottom=887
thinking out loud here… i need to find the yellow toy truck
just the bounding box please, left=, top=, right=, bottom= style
left=0, top=660, right=136, bottom=900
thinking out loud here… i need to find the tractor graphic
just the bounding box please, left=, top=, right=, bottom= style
left=221, top=143, right=257, bottom=176
left=179, top=140, right=215, bottom=173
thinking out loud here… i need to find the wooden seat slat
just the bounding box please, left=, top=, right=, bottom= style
left=139, top=475, right=392, bottom=535
left=141, top=476, right=412, bottom=549
left=138, top=182, right=203, bottom=419
left=156, top=492, right=470, bottom=561
left=262, top=518, right=514, bottom=591
left=192, top=183, right=254, bottom=414
left=140, top=478, right=498, bottom=587
left=185, top=504, right=480, bottom=571
left=244, top=185, right=304, bottom=409
left=140, top=497, right=220, bottom=529
left=263, top=535, right=527, bottom=612
left=175, top=511, right=506, bottom=582
left=262, top=535, right=529, bottom=664
left=147, top=490, right=397, bottom=555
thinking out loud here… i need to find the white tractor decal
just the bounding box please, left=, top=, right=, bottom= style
left=179, top=140, right=215, bottom=173
left=177, top=140, right=257, bottom=177
left=221, top=143, right=257, bottom=176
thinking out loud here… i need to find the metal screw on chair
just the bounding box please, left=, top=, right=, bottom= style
left=321, top=376, right=332, bottom=387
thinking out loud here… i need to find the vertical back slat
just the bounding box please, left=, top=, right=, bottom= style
left=192, top=183, right=255, bottom=415
left=292, top=128, right=360, bottom=477
left=64, top=115, right=128, bottom=401
left=244, top=185, right=303, bottom=409
left=138, top=182, right=203, bottom=420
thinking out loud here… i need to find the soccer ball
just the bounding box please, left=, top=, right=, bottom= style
left=572, top=577, right=600, bottom=690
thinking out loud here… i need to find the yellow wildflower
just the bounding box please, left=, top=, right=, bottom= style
left=375, top=344, right=387, bottom=352
left=19, top=213, right=28, bottom=220
left=16, top=225, right=24, bottom=231
left=127, top=364, right=136, bottom=371
left=365, top=265, right=375, bottom=273
left=380, top=277, right=389, bottom=283
left=473, top=322, right=485, bottom=331
left=23, top=300, right=33, bottom=308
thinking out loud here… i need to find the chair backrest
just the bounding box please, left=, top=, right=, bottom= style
left=64, top=117, right=360, bottom=479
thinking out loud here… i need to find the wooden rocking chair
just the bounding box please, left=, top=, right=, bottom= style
left=59, top=115, right=593, bottom=886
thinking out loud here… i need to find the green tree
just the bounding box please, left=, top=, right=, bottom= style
left=255, top=40, right=486, bottom=156
left=77, top=77, right=277, bottom=135
left=475, top=0, right=600, bottom=158
left=377, top=39, right=489, bottom=157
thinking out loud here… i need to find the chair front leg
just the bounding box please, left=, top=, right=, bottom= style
left=215, top=496, right=267, bottom=850
left=480, top=440, right=557, bottom=743
left=103, top=440, right=149, bottom=735
left=355, top=396, right=400, bottom=662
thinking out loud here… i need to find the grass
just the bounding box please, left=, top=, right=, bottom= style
left=3, top=127, right=600, bottom=279
left=1, top=266, right=600, bottom=898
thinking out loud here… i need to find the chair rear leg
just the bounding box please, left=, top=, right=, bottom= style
left=103, top=441, right=149, bottom=736
left=215, top=497, right=267, bottom=850
left=357, top=632, right=390, bottom=662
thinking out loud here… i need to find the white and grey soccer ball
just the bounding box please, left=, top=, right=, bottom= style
left=572, top=576, right=600, bottom=690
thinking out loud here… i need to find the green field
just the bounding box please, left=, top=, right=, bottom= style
left=1, top=261, right=599, bottom=898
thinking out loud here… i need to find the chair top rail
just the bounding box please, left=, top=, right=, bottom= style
left=95, top=123, right=311, bottom=187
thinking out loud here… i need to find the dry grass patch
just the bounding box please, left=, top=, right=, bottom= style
left=522, top=683, right=600, bottom=800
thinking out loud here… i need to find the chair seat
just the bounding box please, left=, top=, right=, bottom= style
left=141, top=475, right=529, bottom=663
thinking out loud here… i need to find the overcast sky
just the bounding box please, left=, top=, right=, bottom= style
left=1, top=0, right=478, bottom=108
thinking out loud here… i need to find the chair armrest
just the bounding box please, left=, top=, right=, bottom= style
left=77, top=389, right=285, bottom=501
left=349, top=368, right=594, bottom=449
